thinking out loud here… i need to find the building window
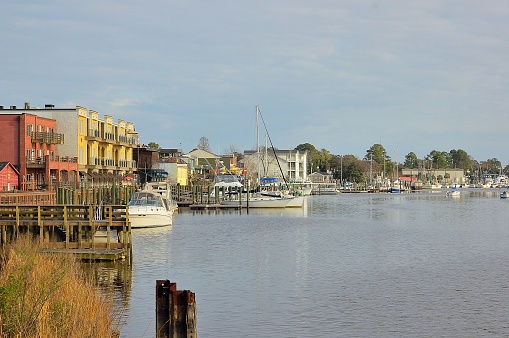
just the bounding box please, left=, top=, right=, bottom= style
left=26, top=124, right=32, bottom=136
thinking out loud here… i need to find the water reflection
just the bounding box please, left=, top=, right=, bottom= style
left=84, top=191, right=509, bottom=337
left=81, top=260, right=133, bottom=327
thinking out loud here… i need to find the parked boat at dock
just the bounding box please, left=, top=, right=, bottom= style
left=128, top=182, right=177, bottom=228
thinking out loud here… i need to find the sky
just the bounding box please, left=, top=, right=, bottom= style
left=2, top=1, right=509, bottom=164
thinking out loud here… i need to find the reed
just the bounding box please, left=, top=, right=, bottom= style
left=0, top=235, right=120, bottom=338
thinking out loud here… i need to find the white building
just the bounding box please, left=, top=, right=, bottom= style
left=243, top=149, right=308, bottom=182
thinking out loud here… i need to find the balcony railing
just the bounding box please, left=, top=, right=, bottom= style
left=118, top=160, right=136, bottom=168
left=102, top=158, right=115, bottom=167
left=26, top=156, right=45, bottom=165
left=31, top=132, right=64, bottom=144
left=87, top=129, right=101, bottom=138
left=104, top=132, right=116, bottom=141
left=26, top=155, right=77, bottom=165
left=90, top=157, right=102, bottom=166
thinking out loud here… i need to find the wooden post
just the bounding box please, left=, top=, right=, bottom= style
left=107, top=206, right=112, bottom=250
left=15, top=205, right=19, bottom=239
left=64, top=205, right=69, bottom=249
left=38, top=206, right=42, bottom=245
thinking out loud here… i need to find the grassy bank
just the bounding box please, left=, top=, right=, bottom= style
left=0, top=235, right=120, bottom=338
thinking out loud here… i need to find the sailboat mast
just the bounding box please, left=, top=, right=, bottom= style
left=256, top=105, right=260, bottom=186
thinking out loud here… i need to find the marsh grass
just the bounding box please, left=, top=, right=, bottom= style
left=0, top=235, right=120, bottom=338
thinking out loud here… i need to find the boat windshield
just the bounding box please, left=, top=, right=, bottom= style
left=128, top=192, right=165, bottom=208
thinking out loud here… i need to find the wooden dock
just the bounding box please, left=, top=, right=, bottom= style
left=0, top=204, right=131, bottom=261
left=188, top=203, right=241, bottom=210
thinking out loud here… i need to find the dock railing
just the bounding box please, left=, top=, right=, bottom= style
left=0, top=205, right=131, bottom=259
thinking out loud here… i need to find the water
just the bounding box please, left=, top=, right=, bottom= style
left=97, top=189, right=509, bottom=337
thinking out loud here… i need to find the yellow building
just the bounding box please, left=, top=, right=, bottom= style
left=37, top=105, right=137, bottom=176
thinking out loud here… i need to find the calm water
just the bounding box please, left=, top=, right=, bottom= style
left=97, top=189, right=509, bottom=337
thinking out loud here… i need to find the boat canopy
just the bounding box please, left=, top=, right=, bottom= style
left=128, top=191, right=165, bottom=208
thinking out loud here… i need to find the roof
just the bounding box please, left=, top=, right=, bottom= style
left=186, top=148, right=219, bottom=159
left=0, top=162, right=20, bottom=175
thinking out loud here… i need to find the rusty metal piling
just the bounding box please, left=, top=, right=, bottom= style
left=156, top=280, right=197, bottom=338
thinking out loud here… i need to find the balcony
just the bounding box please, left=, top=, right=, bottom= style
left=26, top=156, right=45, bottom=168
left=118, top=160, right=136, bottom=168
left=118, top=135, right=137, bottom=145
left=31, top=132, right=64, bottom=144
left=102, top=158, right=115, bottom=167
left=104, top=132, right=116, bottom=144
left=89, top=157, right=102, bottom=166
left=26, top=155, right=77, bottom=168
left=86, top=129, right=102, bottom=140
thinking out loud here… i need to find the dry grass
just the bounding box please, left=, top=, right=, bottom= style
left=0, top=235, right=120, bottom=338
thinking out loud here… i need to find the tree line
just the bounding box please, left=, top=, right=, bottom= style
left=295, top=143, right=507, bottom=183
left=163, top=136, right=506, bottom=184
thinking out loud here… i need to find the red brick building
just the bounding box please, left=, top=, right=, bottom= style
left=0, top=112, right=79, bottom=190
left=0, top=162, right=19, bottom=191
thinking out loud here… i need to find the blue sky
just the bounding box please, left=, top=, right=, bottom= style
left=2, top=1, right=509, bottom=164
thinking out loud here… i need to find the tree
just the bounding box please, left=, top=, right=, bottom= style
left=318, top=148, right=332, bottom=172
left=483, top=158, right=502, bottom=175
left=364, top=144, right=392, bottom=177
left=426, top=150, right=447, bottom=169
left=449, top=149, right=471, bottom=170
left=341, top=154, right=364, bottom=183
left=147, top=142, right=160, bottom=150
left=224, top=144, right=240, bottom=155
left=295, top=143, right=320, bottom=173
left=404, top=152, right=419, bottom=168
left=197, top=136, right=211, bottom=152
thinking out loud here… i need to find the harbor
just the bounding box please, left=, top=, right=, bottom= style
left=112, top=189, right=509, bottom=337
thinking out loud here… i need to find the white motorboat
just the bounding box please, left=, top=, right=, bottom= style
left=128, top=182, right=177, bottom=228
left=221, top=193, right=300, bottom=208
left=500, top=190, right=508, bottom=199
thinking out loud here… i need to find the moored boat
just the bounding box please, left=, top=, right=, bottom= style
left=128, top=182, right=177, bottom=228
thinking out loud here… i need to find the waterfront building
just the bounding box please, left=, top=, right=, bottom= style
left=0, top=102, right=137, bottom=188
left=154, top=148, right=188, bottom=185
left=186, top=148, right=220, bottom=181
left=0, top=105, right=79, bottom=190
left=0, top=162, right=20, bottom=191
left=242, top=149, right=308, bottom=182
left=33, top=104, right=137, bottom=177
left=401, top=168, right=466, bottom=185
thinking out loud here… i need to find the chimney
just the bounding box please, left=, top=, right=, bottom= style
left=24, top=102, right=30, bottom=109
left=10, top=106, right=16, bottom=109
left=45, top=104, right=54, bottom=109
left=0, top=106, right=3, bottom=110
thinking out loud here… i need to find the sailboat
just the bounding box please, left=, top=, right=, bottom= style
left=221, top=106, right=303, bottom=208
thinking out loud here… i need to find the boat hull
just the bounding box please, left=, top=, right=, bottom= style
left=285, top=196, right=304, bottom=208
left=221, top=195, right=296, bottom=208
left=129, top=208, right=173, bottom=228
